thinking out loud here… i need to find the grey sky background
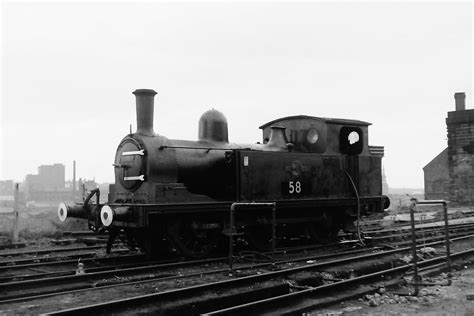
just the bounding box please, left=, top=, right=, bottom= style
left=1, top=1, right=473, bottom=188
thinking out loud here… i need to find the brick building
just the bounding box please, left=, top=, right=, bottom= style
left=25, top=164, right=65, bottom=192
left=0, top=180, right=14, bottom=196
left=446, top=92, right=474, bottom=204
left=24, top=163, right=68, bottom=201
left=424, top=92, right=474, bottom=204
left=38, top=164, right=65, bottom=190
left=423, top=148, right=449, bottom=200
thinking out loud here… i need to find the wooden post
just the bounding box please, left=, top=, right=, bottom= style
left=12, top=183, right=19, bottom=243
left=72, top=160, right=76, bottom=200
left=409, top=200, right=419, bottom=296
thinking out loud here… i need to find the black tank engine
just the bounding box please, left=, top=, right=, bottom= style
left=59, top=89, right=389, bottom=258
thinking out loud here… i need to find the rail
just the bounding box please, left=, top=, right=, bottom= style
left=42, top=237, right=474, bottom=315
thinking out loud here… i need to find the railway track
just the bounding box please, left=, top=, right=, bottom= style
left=0, top=249, right=131, bottom=268
left=0, top=252, right=146, bottom=283
left=0, top=245, right=106, bottom=259
left=204, top=251, right=470, bottom=316
left=0, top=230, right=109, bottom=253
left=2, top=221, right=471, bottom=288
left=362, top=220, right=474, bottom=236
left=1, top=219, right=473, bottom=314
left=1, top=223, right=473, bottom=314
left=36, top=234, right=474, bottom=315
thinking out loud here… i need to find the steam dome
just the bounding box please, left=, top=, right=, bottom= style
left=198, top=109, right=228, bottom=142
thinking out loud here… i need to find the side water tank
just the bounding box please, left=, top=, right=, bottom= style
left=198, top=109, right=229, bottom=142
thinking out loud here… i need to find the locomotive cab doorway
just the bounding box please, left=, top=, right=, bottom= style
left=341, top=126, right=363, bottom=233
left=345, top=155, right=359, bottom=194
left=340, top=126, right=362, bottom=195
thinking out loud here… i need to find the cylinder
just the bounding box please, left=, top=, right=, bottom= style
left=133, top=89, right=157, bottom=136
left=454, top=92, right=466, bottom=111
left=100, top=205, right=132, bottom=226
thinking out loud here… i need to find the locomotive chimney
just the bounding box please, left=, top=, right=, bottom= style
left=133, top=89, right=157, bottom=136
left=454, top=92, right=466, bottom=111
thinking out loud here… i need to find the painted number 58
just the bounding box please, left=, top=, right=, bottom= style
left=289, top=181, right=302, bottom=194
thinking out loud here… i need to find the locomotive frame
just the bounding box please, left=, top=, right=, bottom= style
left=58, top=88, right=389, bottom=258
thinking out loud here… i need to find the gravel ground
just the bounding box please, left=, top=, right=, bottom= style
left=312, top=267, right=474, bottom=315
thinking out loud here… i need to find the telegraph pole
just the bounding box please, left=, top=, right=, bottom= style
left=72, top=160, right=76, bottom=200
left=12, top=183, right=19, bottom=243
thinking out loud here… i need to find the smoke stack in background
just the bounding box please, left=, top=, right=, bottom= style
left=73, top=160, right=76, bottom=196
left=454, top=92, right=466, bottom=111
left=133, top=89, right=157, bottom=136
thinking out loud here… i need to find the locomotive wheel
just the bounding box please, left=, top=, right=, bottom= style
left=142, top=234, right=171, bottom=259
left=245, top=224, right=279, bottom=251
left=127, top=228, right=169, bottom=259
left=167, top=217, right=220, bottom=258
left=308, top=211, right=341, bottom=242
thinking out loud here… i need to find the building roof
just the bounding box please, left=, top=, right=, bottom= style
left=423, top=147, right=448, bottom=171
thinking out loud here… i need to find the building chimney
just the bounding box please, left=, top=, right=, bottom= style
left=133, top=89, right=157, bottom=136
left=454, top=92, right=466, bottom=111
left=72, top=160, right=76, bottom=196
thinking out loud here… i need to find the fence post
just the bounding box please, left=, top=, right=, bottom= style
left=442, top=201, right=451, bottom=273
left=12, top=183, right=19, bottom=243
left=409, top=200, right=419, bottom=296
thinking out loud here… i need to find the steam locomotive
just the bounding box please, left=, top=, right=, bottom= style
left=58, top=89, right=389, bottom=258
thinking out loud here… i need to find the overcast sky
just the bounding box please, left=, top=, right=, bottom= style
left=1, top=1, right=473, bottom=189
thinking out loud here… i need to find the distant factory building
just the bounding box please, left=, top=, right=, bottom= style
left=24, top=163, right=68, bottom=201
left=424, top=92, right=474, bottom=204
left=0, top=180, right=15, bottom=207
left=73, top=178, right=99, bottom=200
left=0, top=180, right=14, bottom=196
left=38, top=164, right=65, bottom=190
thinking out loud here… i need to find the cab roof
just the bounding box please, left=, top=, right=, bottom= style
left=259, top=115, right=372, bottom=129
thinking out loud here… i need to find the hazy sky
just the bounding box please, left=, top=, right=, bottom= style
left=1, top=1, right=473, bottom=188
